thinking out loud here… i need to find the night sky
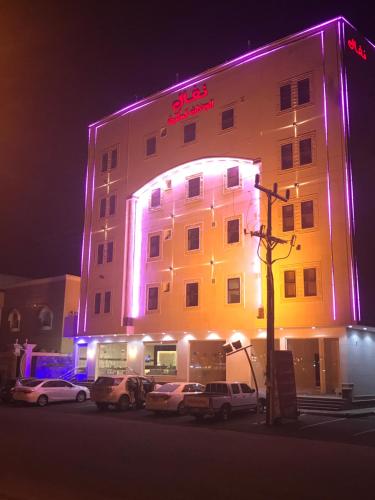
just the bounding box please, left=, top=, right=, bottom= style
left=1, top=0, right=374, bottom=279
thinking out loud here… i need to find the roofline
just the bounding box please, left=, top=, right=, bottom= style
left=3, top=274, right=80, bottom=290
left=89, top=16, right=356, bottom=130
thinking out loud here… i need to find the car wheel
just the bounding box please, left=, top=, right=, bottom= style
left=76, top=391, right=86, bottom=403
left=37, top=395, right=48, bottom=407
left=220, top=404, right=231, bottom=421
left=96, top=402, right=108, bottom=411
left=117, top=395, right=130, bottom=411
left=257, top=398, right=266, bottom=414
left=177, top=401, right=187, bottom=416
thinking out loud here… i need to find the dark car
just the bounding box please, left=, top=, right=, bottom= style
left=0, top=378, right=37, bottom=404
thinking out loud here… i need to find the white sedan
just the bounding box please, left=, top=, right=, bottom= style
left=13, top=379, right=90, bottom=407
left=146, top=382, right=205, bottom=415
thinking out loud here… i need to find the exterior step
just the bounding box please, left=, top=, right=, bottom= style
left=297, top=396, right=346, bottom=411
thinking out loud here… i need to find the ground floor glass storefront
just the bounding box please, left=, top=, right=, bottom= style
left=189, top=341, right=226, bottom=384
left=97, top=342, right=127, bottom=376
left=144, top=343, right=177, bottom=376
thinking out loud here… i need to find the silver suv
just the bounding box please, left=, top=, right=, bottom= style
left=91, top=375, right=154, bottom=411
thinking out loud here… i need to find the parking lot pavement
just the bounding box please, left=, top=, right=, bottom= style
left=4, top=400, right=375, bottom=447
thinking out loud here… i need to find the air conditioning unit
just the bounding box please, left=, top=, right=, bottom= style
left=162, top=282, right=171, bottom=292
left=165, top=179, right=172, bottom=190
left=164, top=229, right=172, bottom=240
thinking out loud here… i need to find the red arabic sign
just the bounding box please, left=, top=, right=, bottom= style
left=348, top=38, right=367, bottom=61
left=168, top=84, right=214, bottom=125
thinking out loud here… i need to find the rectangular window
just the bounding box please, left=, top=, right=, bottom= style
left=282, top=205, right=294, bottom=232
left=147, top=287, right=159, bottom=311
left=280, top=84, right=292, bottom=111
left=101, top=153, right=108, bottom=172
left=187, top=176, right=201, bottom=198
left=227, top=277, right=241, bottom=304
left=281, top=143, right=293, bottom=170
left=226, top=166, right=239, bottom=188
left=149, top=234, right=160, bottom=259
left=297, top=78, right=310, bottom=105
left=99, top=198, right=106, bottom=218
left=284, top=271, right=296, bottom=298
left=94, top=293, right=101, bottom=314
left=299, top=138, right=312, bottom=165
left=186, top=282, right=199, bottom=307
left=150, top=188, right=161, bottom=208
left=227, top=219, right=240, bottom=244
left=104, top=291, right=111, bottom=313
left=146, top=136, right=156, bottom=156
left=304, top=268, right=317, bottom=296
left=144, top=343, right=177, bottom=376
left=109, top=195, right=116, bottom=216
left=301, top=200, right=314, bottom=229
left=111, top=149, right=117, bottom=169
left=184, top=122, right=196, bottom=143
left=222, top=108, right=234, bottom=130
left=107, top=241, right=114, bottom=263
left=187, top=227, right=200, bottom=251
left=97, top=244, right=104, bottom=265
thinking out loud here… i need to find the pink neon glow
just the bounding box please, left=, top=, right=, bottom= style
left=131, top=157, right=260, bottom=318
left=90, top=17, right=351, bottom=130
left=321, top=31, right=337, bottom=321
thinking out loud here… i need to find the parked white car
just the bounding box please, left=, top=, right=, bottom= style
left=146, top=382, right=205, bottom=415
left=13, top=379, right=90, bottom=407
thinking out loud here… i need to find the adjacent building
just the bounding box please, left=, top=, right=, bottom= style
left=76, top=17, right=375, bottom=395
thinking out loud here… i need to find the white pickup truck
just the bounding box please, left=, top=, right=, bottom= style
left=184, top=381, right=265, bottom=421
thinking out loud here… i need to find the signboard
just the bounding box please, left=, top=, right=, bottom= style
left=272, top=350, right=298, bottom=420
left=168, top=84, right=214, bottom=125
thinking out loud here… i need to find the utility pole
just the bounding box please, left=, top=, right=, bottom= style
left=251, top=174, right=295, bottom=426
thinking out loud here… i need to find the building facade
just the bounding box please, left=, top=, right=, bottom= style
left=77, top=18, right=375, bottom=395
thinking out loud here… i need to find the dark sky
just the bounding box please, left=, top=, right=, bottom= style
left=0, top=0, right=374, bottom=279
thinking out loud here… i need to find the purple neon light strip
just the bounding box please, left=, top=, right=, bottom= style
left=90, top=17, right=351, bottom=129
left=321, top=31, right=337, bottom=321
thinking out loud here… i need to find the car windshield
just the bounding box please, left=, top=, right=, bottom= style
left=22, top=380, right=43, bottom=387
left=155, top=383, right=179, bottom=393
left=94, top=377, right=122, bottom=386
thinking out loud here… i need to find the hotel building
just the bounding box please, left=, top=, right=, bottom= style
left=76, top=17, right=375, bottom=395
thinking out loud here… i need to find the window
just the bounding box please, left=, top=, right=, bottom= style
left=39, top=307, right=53, bottom=330
left=97, top=244, right=104, bottom=264
left=101, top=152, right=108, bottom=172
left=222, top=108, right=234, bottom=130
left=187, top=227, right=200, bottom=251
left=226, top=166, right=240, bottom=189
left=304, top=268, right=317, bottom=296
left=144, top=343, right=177, bottom=376
left=111, top=149, right=117, bottom=169
left=150, top=188, right=161, bottom=209
left=186, top=282, right=199, bottom=307
left=297, top=78, right=310, bottom=105
left=107, top=241, right=114, bottom=263
left=281, top=143, right=293, bottom=170
left=146, top=136, right=156, bottom=156
left=184, top=122, right=196, bottom=143
left=147, top=286, right=159, bottom=311
left=94, top=293, right=101, bottom=314
left=282, top=205, right=294, bottom=232
left=240, top=383, right=253, bottom=394
left=187, top=176, right=201, bottom=199
left=227, top=218, right=240, bottom=244
left=279, top=76, right=311, bottom=111
left=231, top=383, right=240, bottom=394
left=227, top=277, right=241, bottom=304
left=284, top=271, right=296, bottom=298
left=8, top=309, right=20, bottom=332
left=109, top=195, right=116, bottom=216
left=104, top=291, right=111, bottom=313
left=280, top=84, right=292, bottom=111
left=301, top=201, right=314, bottom=229
left=149, top=234, right=161, bottom=259
left=99, top=198, right=106, bottom=218
left=101, top=147, right=118, bottom=172
left=299, top=138, right=312, bottom=165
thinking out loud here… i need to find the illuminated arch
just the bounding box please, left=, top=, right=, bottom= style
left=8, top=309, right=21, bottom=332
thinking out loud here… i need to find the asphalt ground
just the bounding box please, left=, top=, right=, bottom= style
left=1, top=400, right=375, bottom=500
